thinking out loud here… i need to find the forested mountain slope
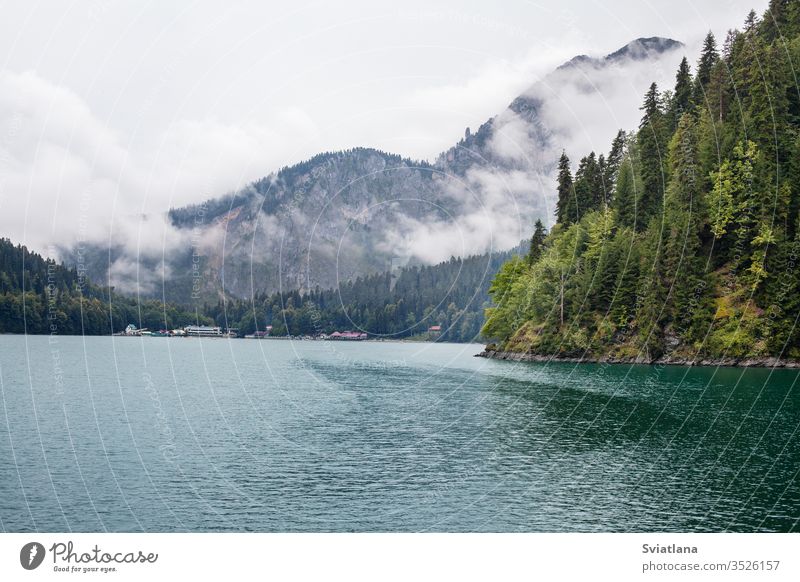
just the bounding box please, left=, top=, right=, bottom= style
left=482, top=2, right=800, bottom=364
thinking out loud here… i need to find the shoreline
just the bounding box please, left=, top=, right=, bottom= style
left=0, top=333, right=477, bottom=346
left=476, top=349, right=800, bottom=369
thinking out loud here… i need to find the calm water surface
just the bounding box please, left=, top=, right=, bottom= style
left=1, top=335, right=798, bottom=532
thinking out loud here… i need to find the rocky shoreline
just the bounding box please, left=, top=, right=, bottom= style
left=475, top=349, right=800, bottom=369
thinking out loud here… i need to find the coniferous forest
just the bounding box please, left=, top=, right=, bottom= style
left=0, top=238, right=212, bottom=334
left=483, top=3, right=800, bottom=363
left=203, top=249, right=515, bottom=342
left=0, top=236, right=513, bottom=341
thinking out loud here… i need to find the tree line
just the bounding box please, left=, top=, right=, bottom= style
left=1, top=236, right=516, bottom=342
left=202, top=250, right=515, bottom=342
left=0, top=238, right=211, bottom=335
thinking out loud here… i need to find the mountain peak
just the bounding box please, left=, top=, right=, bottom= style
left=605, top=37, right=683, bottom=62
left=556, top=54, right=593, bottom=71
left=556, top=36, right=682, bottom=72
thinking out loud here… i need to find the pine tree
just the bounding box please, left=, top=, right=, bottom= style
left=597, top=153, right=608, bottom=205
left=573, top=152, right=604, bottom=215
left=693, top=32, right=719, bottom=108
left=483, top=2, right=800, bottom=360
left=527, top=220, right=547, bottom=265
left=670, top=57, right=693, bottom=129
left=788, top=135, right=800, bottom=237
left=555, top=151, right=576, bottom=224
left=637, top=83, right=666, bottom=230
left=659, top=113, right=706, bottom=322
left=604, top=129, right=626, bottom=191
left=722, top=29, right=737, bottom=61
left=613, top=156, right=638, bottom=229
left=744, top=9, right=759, bottom=34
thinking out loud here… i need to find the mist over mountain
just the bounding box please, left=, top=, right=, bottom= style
left=67, top=37, right=683, bottom=303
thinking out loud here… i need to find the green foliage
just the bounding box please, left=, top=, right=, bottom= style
left=693, top=32, right=719, bottom=107
left=613, top=153, right=639, bottom=229
left=604, top=130, right=626, bottom=190
left=574, top=152, right=606, bottom=215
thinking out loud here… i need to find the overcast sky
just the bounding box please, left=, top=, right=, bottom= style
left=0, top=0, right=768, bottom=251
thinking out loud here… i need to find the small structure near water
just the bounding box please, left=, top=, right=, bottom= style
left=329, top=331, right=368, bottom=341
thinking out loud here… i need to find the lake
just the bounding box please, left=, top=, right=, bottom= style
left=1, top=335, right=798, bottom=532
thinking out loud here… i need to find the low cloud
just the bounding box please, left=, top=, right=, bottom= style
left=0, top=70, right=131, bottom=252
left=530, top=48, right=685, bottom=165
left=374, top=41, right=687, bottom=263
left=378, top=167, right=547, bottom=263
left=0, top=70, right=319, bottom=260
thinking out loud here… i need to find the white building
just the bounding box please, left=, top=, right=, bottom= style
left=184, top=325, right=223, bottom=337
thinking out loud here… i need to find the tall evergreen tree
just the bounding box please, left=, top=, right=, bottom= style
left=670, top=57, right=693, bottom=129
left=744, top=9, right=759, bottom=33
left=597, top=153, right=608, bottom=205
left=693, top=32, right=720, bottom=108
left=527, top=220, right=547, bottom=265
left=659, top=113, right=706, bottom=323
left=613, top=156, right=638, bottom=229
left=555, top=151, right=576, bottom=224
left=573, top=152, right=604, bottom=215
left=637, top=83, right=667, bottom=230
left=764, top=0, right=800, bottom=38
left=483, top=3, right=800, bottom=363
left=604, top=129, right=626, bottom=191
left=722, top=29, right=738, bottom=61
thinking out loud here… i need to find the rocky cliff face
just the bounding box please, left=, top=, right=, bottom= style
left=70, top=37, right=683, bottom=303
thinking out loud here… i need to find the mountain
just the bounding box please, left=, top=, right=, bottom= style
left=481, top=6, right=800, bottom=364
left=437, top=37, right=684, bottom=177
left=67, top=37, right=683, bottom=305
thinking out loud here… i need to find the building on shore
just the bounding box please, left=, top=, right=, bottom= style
left=244, top=326, right=273, bottom=339
left=122, top=324, right=140, bottom=336
left=184, top=325, right=224, bottom=337
left=329, top=331, right=368, bottom=341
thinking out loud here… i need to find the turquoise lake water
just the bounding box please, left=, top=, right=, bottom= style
left=1, top=335, right=798, bottom=532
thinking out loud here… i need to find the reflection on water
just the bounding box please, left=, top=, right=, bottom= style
left=0, top=336, right=797, bottom=532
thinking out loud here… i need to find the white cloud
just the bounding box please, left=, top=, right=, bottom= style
left=0, top=70, right=320, bottom=258
left=378, top=167, right=547, bottom=264
left=487, top=109, right=541, bottom=164
left=530, top=49, right=685, bottom=165
left=372, top=42, right=687, bottom=263
left=0, top=70, right=130, bottom=252
left=149, top=108, right=321, bottom=209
